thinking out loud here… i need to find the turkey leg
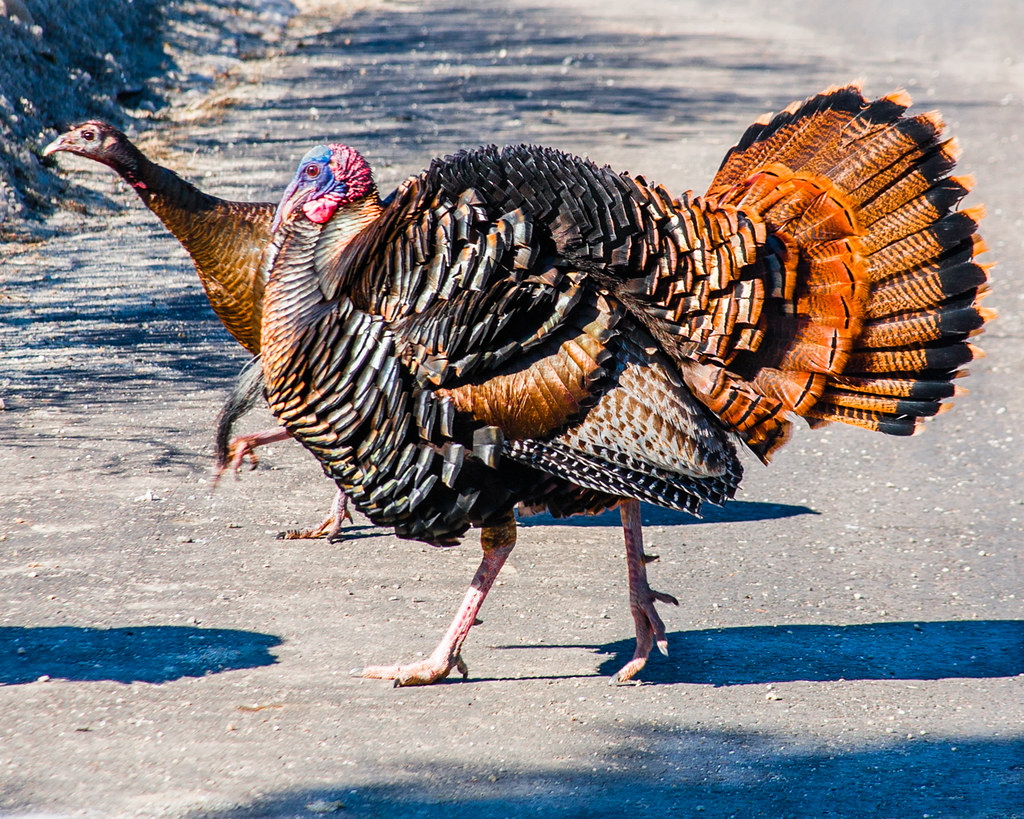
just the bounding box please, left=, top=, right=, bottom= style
left=356, top=510, right=517, bottom=686
left=214, top=426, right=291, bottom=481
left=611, top=498, right=679, bottom=683
left=214, top=427, right=352, bottom=541
left=278, top=488, right=352, bottom=542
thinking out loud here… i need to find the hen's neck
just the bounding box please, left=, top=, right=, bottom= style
left=108, top=145, right=273, bottom=354
left=108, top=142, right=216, bottom=221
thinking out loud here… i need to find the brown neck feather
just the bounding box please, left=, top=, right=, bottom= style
left=105, top=139, right=274, bottom=354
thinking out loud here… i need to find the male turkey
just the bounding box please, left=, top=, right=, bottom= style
left=259, top=84, right=990, bottom=685
left=43, top=123, right=350, bottom=539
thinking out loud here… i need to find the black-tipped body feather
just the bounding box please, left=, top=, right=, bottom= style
left=260, top=86, right=990, bottom=547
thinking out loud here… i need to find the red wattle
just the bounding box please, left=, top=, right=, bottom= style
left=303, top=195, right=340, bottom=224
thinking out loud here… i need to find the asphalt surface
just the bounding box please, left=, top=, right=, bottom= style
left=1, top=1, right=1022, bottom=816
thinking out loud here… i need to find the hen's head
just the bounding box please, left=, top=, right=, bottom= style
left=273, top=143, right=375, bottom=232
left=43, top=122, right=136, bottom=171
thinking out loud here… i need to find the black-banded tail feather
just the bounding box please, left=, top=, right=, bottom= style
left=699, top=83, right=990, bottom=449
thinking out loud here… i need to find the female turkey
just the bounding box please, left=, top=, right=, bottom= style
left=43, top=122, right=350, bottom=538
left=260, top=85, right=990, bottom=686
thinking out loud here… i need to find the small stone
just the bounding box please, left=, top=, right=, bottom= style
left=305, top=799, right=345, bottom=814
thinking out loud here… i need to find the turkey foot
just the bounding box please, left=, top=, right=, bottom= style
left=354, top=512, right=516, bottom=687
left=212, top=426, right=291, bottom=489
left=611, top=499, right=679, bottom=684
left=358, top=650, right=471, bottom=687
left=278, top=489, right=352, bottom=541
left=214, top=428, right=352, bottom=541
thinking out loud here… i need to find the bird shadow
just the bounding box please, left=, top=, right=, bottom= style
left=0, top=625, right=281, bottom=685
left=518, top=499, right=817, bottom=528
left=566, top=619, right=1024, bottom=685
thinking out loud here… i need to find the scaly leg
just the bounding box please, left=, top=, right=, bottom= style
left=611, top=498, right=679, bottom=684
left=214, top=429, right=352, bottom=542
left=356, top=510, right=517, bottom=686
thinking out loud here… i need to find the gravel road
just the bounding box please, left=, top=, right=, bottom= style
left=1, top=1, right=1021, bottom=816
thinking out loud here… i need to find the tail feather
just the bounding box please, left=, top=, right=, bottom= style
left=719, top=86, right=901, bottom=185
left=810, top=388, right=942, bottom=417
left=846, top=340, right=976, bottom=375
left=868, top=257, right=987, bottom=319
left=828, top=374, right=957, bottom=400
left=701, top=84, right=990, bottom=451
left=215, top=355, right=266, bottom=468
left=859, top=178, right=970, bottom=255
left=857, top=301, right=985, bottom=349
left=806, top=404, right=919, bottom=435
left=831, top=122, right=954, bottom=209
left=856, top=161, right=965, bottom=229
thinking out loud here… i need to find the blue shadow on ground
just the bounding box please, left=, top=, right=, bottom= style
left=519, top=499, right=816, bottom=528
left=0, top=626, right=281, bottom=685
left=186, top=733, right=1024, bottom=819
left=587, top=619, right=1024, bottom=685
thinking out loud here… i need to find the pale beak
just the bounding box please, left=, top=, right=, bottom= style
left=41, top=135, right=67, bottom=157
left=271, top=177, right=307, bottom=233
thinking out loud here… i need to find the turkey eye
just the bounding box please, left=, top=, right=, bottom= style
left=82, top=129, right=96, bottom=141
left=304, top=164, right=320, bottom=178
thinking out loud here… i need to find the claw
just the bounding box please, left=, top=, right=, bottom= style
left=278, top=515, right=336, bottom=540
left=359, top=655, right=467, bottom=687
left=277, top=490, right=352, bottom=541
left=210, top=434, right=262, bottom=493
left=609, top=662, right=646, bottom=685
left=211, top=426, right=291, bottom=493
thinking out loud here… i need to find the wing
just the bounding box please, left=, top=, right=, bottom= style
left=320, top=146, right=638, bottom=442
